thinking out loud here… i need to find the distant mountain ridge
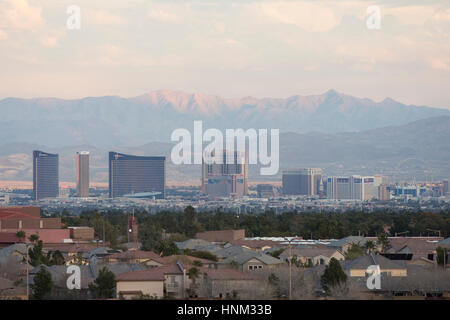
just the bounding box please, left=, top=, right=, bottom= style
left=0, top=90, right=449, bottom=147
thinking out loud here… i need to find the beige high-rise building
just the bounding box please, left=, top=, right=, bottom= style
left=201, top=150, right=248, bottom=199
left=76, top=151, right=89, bottom=197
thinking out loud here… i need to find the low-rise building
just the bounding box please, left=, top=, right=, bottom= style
left=280, top=246, right=344, bottom=265
left=218, top=251, right=284, bottom=272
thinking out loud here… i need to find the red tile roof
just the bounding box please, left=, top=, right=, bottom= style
left=0, top=232, right=20, bottom=243
left=43, top=243, right=97, bottom=253
left=117, top=264, right=182, bottom=281
left=156, top=255, right=216, bottom=265
left=0, top=211, right=40, bottom=219
left=108, top=250, right=161, bottom=260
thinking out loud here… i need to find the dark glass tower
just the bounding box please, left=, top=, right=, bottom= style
left=108, top=152, right=165, bottom=198
left=33, top=150, right=59, bottom=200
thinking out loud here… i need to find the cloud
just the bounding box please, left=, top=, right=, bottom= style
left=148, top=9, right=181, bottom=23
left=0, top=0, right=45, bottom=31
left=384, top=5, right=436, bottom=26
left=429, top=58, right=450, bottom=71
left=0, top=29, right=7, bottom=40
left=258, top=1, right=342, bottom=32
left=85, top=8, right=127, bottom=25
left=40, top=29, right=66, bottom=48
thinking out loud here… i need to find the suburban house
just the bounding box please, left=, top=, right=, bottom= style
left=155, top=255, right=217, bottom=269
left=196, top=267, right=258, bottom=299
left=175, top=238, right=214, bottom=251
left=344, top=264, right=450, bottom=299
left=227, top=239, right=287, bottom=251
left=279, top=246, right=345, bottom=265
left=345, top=252, right=408, bottom=277
left=214, top=245, right=254, bottom=260
left=116, top=261, right=259, bottom=300
left=30, top=262, right=147, bottom=299
left=327, top=236, right=367, bottom=254
left=218, top=251, right=284, bottom=271
left=116, top=263, right=188, bottom=299
left=105, top=250, right=162, bottom=265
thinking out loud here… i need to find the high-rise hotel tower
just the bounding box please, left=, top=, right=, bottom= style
left=33, top=150, right=59, bottom=200
left=201, top=150, right=248, bottom=199
left=108, top=152, right=166, bottom=198
left=76, top=151, right=90, bottom=197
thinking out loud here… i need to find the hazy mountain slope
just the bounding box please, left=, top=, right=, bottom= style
left=1, top=116, right=449, bottom=183
left=0, top=90, right=448, bottom=147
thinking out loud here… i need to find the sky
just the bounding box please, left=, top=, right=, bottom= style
left=0, top=0, right=449, bottom=109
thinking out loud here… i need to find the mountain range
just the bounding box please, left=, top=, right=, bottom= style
left=0, top=90, right=449, bottom=148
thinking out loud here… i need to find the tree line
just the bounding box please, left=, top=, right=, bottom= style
left=57, top=207, right=450, bottom=250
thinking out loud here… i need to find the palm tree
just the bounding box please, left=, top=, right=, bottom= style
left=15, top=230, right=26, bottom=243
left=377, top=233, right=391, bottom=253
left=365, top=240, right=376, bottom=253
left=28, top=234, right=39, bottom=243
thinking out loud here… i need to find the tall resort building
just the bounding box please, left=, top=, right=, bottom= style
left=326, top=175, right=384, bottom=201
left=108, top=152, right=166, bottom=198
left=282, top=168, right=323, bottom=196
left=33, top=150, right=59, bottom=200
left=201, top=150, right=248, bottom=199
left=76, top=151, right=90, bottom=197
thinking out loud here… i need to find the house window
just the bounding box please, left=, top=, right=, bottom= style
left=428, top=254, right=434, bottom=261
left=319, top=259, right=325, bottom=265
left=248, top=265, right=261, bottom=271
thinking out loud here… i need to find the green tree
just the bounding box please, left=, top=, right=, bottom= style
left=364, top=240, right=376, bottom=253
left=31, top=266, right=53, bottom=300
left=377, top=233, right=391, bottom=253
left=181, top=206, right=202, bottom=238
left=187, top=267, right=200, bottom=280
left=436, top=246, right=448, bottom=268
left=15, top=230, right=26, bottom=242
left=158, top=240, right=179, bottom=256
left=88, top=267, right=116, bottom=299
left=344, top=243, right=364, bottom=260
left=268, top=248, right=285, bottom=259
left=28, top=240, right=50, bottom=267
left=320, top=258, right=347, bottom=295
left=268, top=273, right=281, bottom=298
left=183, top=249, right=218, bottom=262
left=48, top=250, right=65, bottom=265
left=192, top=260, right=203, bottom=267
left=187, top=267, right=200, bottom=290
left=29, top=234, right=39, bottom=243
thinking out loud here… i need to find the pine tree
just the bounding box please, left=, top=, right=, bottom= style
left=320, top=257, right=347, bottom=295
left=31, top=266, right=53, bottom=300
left=88, top=267, right=116, bottom=299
